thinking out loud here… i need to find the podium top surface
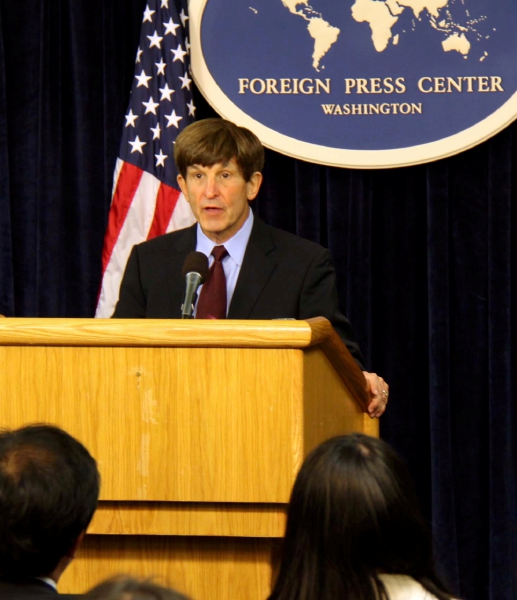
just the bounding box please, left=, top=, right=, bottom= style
left=0, top=316, right=335, bottom=348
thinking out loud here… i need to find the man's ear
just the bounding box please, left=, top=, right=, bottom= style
left=247, top=172, right=263, bottom=201
left=177, top=174, right=188, bottom=199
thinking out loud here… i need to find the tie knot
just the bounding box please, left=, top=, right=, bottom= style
left=211, top=245, right=228, bottom=262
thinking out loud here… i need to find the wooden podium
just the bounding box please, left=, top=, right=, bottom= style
left=0, top=317, right=377, bottom=600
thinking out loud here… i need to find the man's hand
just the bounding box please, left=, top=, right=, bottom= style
left=362, top=371, right=389, bottom=418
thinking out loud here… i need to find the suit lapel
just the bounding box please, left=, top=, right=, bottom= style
left=228, top=217, right=277, bottom=319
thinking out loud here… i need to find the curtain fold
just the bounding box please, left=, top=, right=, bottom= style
left=0, top=2, right=516, bottom=599
left=426, top=160, right=459, bottom=589
left=486, top=128, right=516, bottom=600
left=0, top=4, right=14, bottom=316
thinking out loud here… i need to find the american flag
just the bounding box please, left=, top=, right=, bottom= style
left=95, top=0, right=196, bottom=317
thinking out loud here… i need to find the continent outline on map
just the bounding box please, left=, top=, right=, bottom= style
left=280, top=0, right=340, bottom=70
left=351, top=0, right=488, bottom=60
left=280, top=0, right=489, bottom=69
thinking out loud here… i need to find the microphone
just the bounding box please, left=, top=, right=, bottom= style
left=181, top=252, right=209, bottom=319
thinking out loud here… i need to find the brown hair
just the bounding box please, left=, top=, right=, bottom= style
left=174, top=118, right=264, bottom=182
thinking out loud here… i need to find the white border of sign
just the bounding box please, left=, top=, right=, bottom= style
left=189, top=0, right=517, bottom=169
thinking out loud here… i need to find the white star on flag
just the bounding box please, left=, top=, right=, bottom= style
left=147, top=30, right=163, bottom=49
left=165, top=109, right=182, bottom=128
left=187, top=100, right=196, bottom=116
left=136, top=46, right=143, bottom=63
left=155, top=149, right=168, bottom=167
left=125, top=109, right=138, bottom=127
left=155, top=58, right=166, bottom=75
left=180, top=9, right=188, bottom=26
left=161, top=0, right=169, bottom=8
left=164, top=17, right=180, bottom=36
left=142, top=96, right=160, bottom=114
left=135, top=70, right=152, bottom=88
left=129, top=136, right=146, bottom=154
left=150, top=123, right=161, bottom=140
left=159, top=83, right=175, bottom=101
left=143, top=5, right=155, bottom=22
left=171, top=44, right=187, bottom=63
left=178, top=72, right=192, bottom=90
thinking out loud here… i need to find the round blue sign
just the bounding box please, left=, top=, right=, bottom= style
left=190, top=0, right=517, bottom=167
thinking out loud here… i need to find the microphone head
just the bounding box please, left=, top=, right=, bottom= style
left=182, top=251, right=209, bottom=283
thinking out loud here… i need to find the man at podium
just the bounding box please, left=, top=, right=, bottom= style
left=113, top=119, right=389, bottom=417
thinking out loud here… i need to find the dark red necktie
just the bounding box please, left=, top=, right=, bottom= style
left=196, top=246, right=228, bottom=319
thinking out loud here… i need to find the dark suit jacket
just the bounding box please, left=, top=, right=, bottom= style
left=0, top=579, right=79, bottom=600
left=113, top=216, right=365, bottom=367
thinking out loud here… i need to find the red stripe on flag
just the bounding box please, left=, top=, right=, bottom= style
left=147, top=182, right=181, bottom=240
left=101, top=162, right=144, bottom=272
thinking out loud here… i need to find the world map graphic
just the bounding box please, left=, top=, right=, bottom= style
left=279, top=0, right=489, bottom=71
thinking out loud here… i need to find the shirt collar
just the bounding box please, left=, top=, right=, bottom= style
left=196, top=209, right=254, bottom=266
left=35, top=577, right=57, bottom=591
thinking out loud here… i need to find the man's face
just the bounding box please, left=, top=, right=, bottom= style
left=177, top=158, right=262, bottom=244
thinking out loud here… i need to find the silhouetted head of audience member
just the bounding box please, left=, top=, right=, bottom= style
left=268, top=433, right=453, bottom=600
left=0, top=424, right=100, bottom=583
left=85, top=576, right=191, bottom=600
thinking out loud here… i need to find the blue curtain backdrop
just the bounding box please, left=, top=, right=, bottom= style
left=0, top=2, right=516, bottom=599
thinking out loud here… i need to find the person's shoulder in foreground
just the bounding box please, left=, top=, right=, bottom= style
left=0, top=423, right=100, bottom=598
left=268, top=433, right=458, bottom=600
left=0, top=579, right=79, bottom=599
left=113, top=118, right=389, bottom=417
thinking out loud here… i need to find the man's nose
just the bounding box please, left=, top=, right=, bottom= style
left=204, top=175, right=219, bottom=198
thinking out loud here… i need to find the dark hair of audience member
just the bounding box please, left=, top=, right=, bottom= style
left=0, top=424, right=100, bottom=579
left=268, top=433, right=453, bottom=600
left=174, top=118, right=264, bottom=182
left=85, top=575, right=191, bottom=600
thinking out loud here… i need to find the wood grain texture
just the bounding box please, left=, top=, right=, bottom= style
left=0, top=321, right=374, bottom=503
left=0, top=345, right=301, bottom=502
left=89, top=502, right=287, bottom=537
left=59, top=535, right=279, bottom=600
left=306, top=317, right=370, bottom=412
left=302, top=347, right=377, bottom=460
left=0, top=318, right=317, bottom=348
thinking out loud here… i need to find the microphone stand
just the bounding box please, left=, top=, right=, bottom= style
left=181, top=272, right=203, bottom=319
